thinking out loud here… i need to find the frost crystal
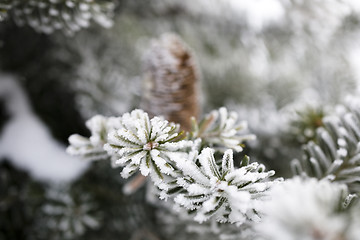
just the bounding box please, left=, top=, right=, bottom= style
left=173, top=148, right=277, bottom=224
left=190, top=107, right=255, bottom=152
left=104, top=109, right=193, bottom=184
left=256, top=177, right=360, bottom=240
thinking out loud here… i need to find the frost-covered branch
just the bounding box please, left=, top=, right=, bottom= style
left=104, top=109, right=193, bottom=182
left=67, top=115, right=122, bottom=162
left=67, top=108, right=278, bottom=225
left=0, top=0, right=12, bottom=21
left=292, top=103, right=360, bottom=193
left=256, top=177, right=360, bottom=240
left=4, top=0, right=114, bottom=35
left=172, top=148, right=277, bottom=224
left=189, top=107, right=256, bottom=152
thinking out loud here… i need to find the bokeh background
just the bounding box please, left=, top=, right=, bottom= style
left=1, top=0, right=360, bottom=239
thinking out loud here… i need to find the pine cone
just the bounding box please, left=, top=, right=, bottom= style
left=141, top=33, right=200, bottom=132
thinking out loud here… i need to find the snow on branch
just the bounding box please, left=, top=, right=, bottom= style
left=0, top=0, right=12, bottom=21
left=104, top=109, right=193, bottom=183
left=67, top=107, right=278, bottom=225
left=173, top=148, right=277, bottom=224
left=292, top=102, right=360, bottom=193
left=4, top=0, right=115, bottom=35
left=189, top=107, right=256, bottom=152
left=67, top=115, right=122, bottom=162
left=256, top=177, right=360, bottom=240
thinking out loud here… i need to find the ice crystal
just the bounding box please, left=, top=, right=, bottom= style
left=190, top=107, right=255, bottom=152
left=256, top=177, right=360, bottom=240
left=173, top=148, right=277, bottom=224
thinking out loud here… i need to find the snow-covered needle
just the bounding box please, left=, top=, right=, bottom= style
left=67, top=115, right=122, bottom=161
left=190, top=107, right=255, bottom=152
left=256, top=177, right=360, bottom=240
left=174, top=148, right=277, bottom=224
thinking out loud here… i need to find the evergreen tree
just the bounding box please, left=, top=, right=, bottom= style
left=2, top=1, right=360, bottom=239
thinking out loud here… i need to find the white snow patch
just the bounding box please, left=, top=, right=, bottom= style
left=226, top=0, right=284, bottom=30
left=343, top=0, right=360, bottom=12
left=0, top=75, right=88, bottom=183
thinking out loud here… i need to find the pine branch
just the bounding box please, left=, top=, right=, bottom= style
left=0, top=0, right=12, bottom=21
left=103, top=109, right=193, bottom=182
left=67, top=115, right=122, bottom=163
left=292, top=103, right=360, bottom=193
left=5, top=0, right=115, bottom=35
left=188, top=107, right=256, bottom=152
left=38, top=185, right=101, bottom=239
left=67, top=108, right=279, bottom=225
left=290, top=105, right=326, bottom=144
left=171, top=148, right=277, bottom=224
left=256, top=177, right=360, bottom=240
